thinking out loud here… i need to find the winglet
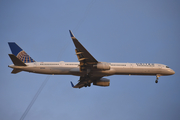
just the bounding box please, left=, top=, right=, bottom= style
left=70, top=81, right=75, bottom=88
left=69, top=30, right=75, bottom=38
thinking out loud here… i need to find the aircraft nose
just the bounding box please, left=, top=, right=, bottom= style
left=170, top=69, right=175, bottom=75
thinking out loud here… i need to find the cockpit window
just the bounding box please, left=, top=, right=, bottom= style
left=166, top=66, right=170, bottom=68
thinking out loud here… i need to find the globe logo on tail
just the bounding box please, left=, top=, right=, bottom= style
left=17, top=50, right=35, bottom=63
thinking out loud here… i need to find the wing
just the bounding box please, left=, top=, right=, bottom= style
left=71, top=77, right=102, bottom=89
left=71, top=77, right=87, bottom=88
left=69, top=30, right=98, bottom=71
left=69, top=30, right=102, bottom=88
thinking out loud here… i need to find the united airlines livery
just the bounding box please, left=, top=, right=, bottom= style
left=8, top=30, right=175, bottom=88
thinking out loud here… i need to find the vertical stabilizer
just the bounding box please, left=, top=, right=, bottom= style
left=8, top=42, right=35, bottom=63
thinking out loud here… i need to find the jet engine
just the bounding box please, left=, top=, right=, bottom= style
left=93, top=78, right=110, bottom=86
left=93, top=62, right=110, bottom=70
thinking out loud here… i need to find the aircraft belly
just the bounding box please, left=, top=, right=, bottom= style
left=87, top=69, right=116, bottom=77
left=49, top=67, right=72, bottom=74
left=113, top=67, right=162, bottom=75
left=22, top=67, right=73, bottom=75
left=69, top=67, right=85, bottom=76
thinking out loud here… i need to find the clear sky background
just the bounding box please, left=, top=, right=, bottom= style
left=0, top=0, right=180, bottom=120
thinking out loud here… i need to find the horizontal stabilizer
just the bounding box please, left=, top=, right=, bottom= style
left=11, top=69, right=22, bottom=74
left=8, top=54, right=27, bottom=66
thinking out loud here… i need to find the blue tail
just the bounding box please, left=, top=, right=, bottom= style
left=8, top=42, right=35, bottom=63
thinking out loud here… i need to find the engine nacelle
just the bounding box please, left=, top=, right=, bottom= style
left=93, top=62, right=110, bottom=70
left=93, top=78, right=110, bottom=87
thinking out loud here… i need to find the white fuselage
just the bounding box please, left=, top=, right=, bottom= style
left=8, top=61, right=175, bottom=77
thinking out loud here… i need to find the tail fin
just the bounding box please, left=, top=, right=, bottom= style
left=8, top=42, right=35, bottom=63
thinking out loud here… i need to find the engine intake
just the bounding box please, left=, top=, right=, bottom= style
left=93, top=62, right=110, bottom=70
left=93, top=78, right=110, bottom=86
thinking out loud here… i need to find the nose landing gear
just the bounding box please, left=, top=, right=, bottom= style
left=155, top=79, right=158, bottom=83
left=155, top=74, right=161, bottom=83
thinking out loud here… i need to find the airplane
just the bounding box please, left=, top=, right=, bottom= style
left=8, top=30, right=175, bottom=88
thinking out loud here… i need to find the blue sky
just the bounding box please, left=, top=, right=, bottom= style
left=0, top=0, right=180, bottom=120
